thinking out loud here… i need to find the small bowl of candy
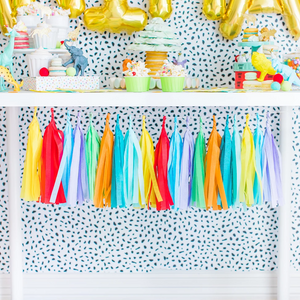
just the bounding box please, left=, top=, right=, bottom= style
left=283, top=50, right=300, bottom=79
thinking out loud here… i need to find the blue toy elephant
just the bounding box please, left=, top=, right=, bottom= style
left=63, top=40, right=88, bottom=76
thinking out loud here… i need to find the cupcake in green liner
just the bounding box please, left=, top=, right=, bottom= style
left=124, top=61, right=151, bottom=92
left=157, top=60, right=186, bottom=92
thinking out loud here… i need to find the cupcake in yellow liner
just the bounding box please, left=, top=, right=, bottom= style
left=123, top=61, right=151, bottom=92
left=157, top=60, right=186, bottom=92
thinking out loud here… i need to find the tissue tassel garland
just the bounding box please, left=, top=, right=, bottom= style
left=231, top=115, right=241, bottom=209
left=67, top=112, right=89, bottom=207
left=168, top=117, right=183, bottom=210
left=111, top=115, right=125, bottom=208
left=191, top=117, right=206, bottom=209
left=218, top=115, right=232, bottom=208
left=94, top=113, right=114, bottom=208
left=40, top=108, right=66, bottom=205
left=49, top=111, right=74, bottom=205
left=123, top=116, right=145, bottom=208
left=179, top=117, right=195, bottom=210
left=262, top=112, right=283, bottom=207
left=140, top=116, right=163, bottom=208
left=204, top=115, right=228, bottom=211
left=21, top=107, right=43, bottom=202
left=154, top=116, right=173, bottom=210
left=86, top=113, right=101, bottom=202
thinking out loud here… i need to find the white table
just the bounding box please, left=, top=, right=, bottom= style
left=2, top=91, right=295, bottom=300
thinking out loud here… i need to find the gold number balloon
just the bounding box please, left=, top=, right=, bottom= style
left=203, top=0, right=226, bottom=20
left=248, top=0, right=282, bottom=13
left=0, top=0, right=15, bottom=33
left=56, top=0, right=85, bottom=18
left=282, top=0, right=300, bottom=40
left=83, top=0, right=147, bottom=34
left=219, top=0, right=250, bottom=40
left=149, top=0, right=172, bottom=20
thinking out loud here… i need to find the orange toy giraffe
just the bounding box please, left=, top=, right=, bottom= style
left=0, top=66, right=23, bottom=92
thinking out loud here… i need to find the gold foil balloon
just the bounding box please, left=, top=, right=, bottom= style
left=56, top=0, right=85, bottom=18
left=83, top=0, right=147, bottom=34
left=203, top=0, right=226, bottom=20
left=282, top=0, right=300, bottom=40
left=219, top=0, right=250, bottom=40
left=0, top=0, right=15, bottom=34
left=149, top=0, right=172, bottom=20
left=248, top=0, right=282, bottom=13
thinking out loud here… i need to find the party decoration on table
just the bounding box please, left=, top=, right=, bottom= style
left=281, top=81, right=292, bottom=91
left=203, top=0, right=225, bottom=20
left=49, top=111, right=73, bottom=205
left=68, top=20, right=83, bottom=41
left=271, top=55, right=300, bottom=86
left=252, top=52, right=277, bottom=82
left=123, top=116, right=145, bottom=208
left=260, top=28, right=277, bottom=41
left=179, top=117, right=194, bottom=210
left=140, top=116, right=162, bottom=208
left=154, top=116, right=173, bottom=210
left=218, top=115, right=232, bottom=208
left=231, top=115, right=241, bottom=209
left=172, top=53, right=187, bottom=68
left=0, top=66, right=23, bottom=92
left=111, top=115, right=125, bottom=208
left=62, top=40, right=88, bottom=76
left=66, top=67, right=76, bottom=76
left=0, top=0, right=14, bottom=34
left=253, top=113, right=263, bottom=205
left=128, top=18, right=182, bottom=77
left=67, top=112, right=89, bottom=206
left=40, top=108, right=66, bottom=205
left=240, top=114, right=262, bottom=207
left=168, top=117, right=182, bottom=211
left=262, top=112, right=283, bottom=207
left=94, top=113, right=114, bottom=208
left=13, top=21, right=29, bottom=49
left=21, top=107, right=43, bottom=202
left=49, top=58, right=67, bottom=77
left=149, top=0, right=172, bottom=20
left=83, top=0, right=147, bottom=34
left=273, top=73, right=284, bottom=84
left=86, top=113, right=100, bottom=204
left=122, top=59, right=132, bottom=72
left=39, top=67, right=49, bottom=77
left=204, top=115, right=228, bottom=211
left=56, top=0, right=84, bottom=18
left=191, top=117, right=206, bottom=209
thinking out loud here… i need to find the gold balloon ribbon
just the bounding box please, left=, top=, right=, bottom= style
left=83, top=0, right=147, bottom=33
left=282, top=0, right=300, bottom=40
left=0, top=0, right=15, bottom=34
left=203, top=0, right=226, bottom=20
left=149, top=0, right=172, bottom=20
left=219, top=0, right=250, bottom=40
left=56, top=0, right=85, bottom=18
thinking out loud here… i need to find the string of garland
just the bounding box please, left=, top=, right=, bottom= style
left=21, top=108, right=283, bottom=210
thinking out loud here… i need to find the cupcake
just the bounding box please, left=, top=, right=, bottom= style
left=156, top=60, right=186, bottom=92
left=14, top=21, right=29, bottom=49
left=49, top=58, right=66, bottom=76
left=242, top=28, right=258, bottom=42
left=123, top=61, right=151, bottom=92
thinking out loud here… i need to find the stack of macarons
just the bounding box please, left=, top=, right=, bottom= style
left=49, top=58, right=67, bottom=76
left=14, top=21, right=29, bottom=49
left=242, top=28, right=259, bottom=42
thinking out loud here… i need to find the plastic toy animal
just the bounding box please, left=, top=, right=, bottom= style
left=260, top=28, right=276, bottom=42
left=173, top=53, right=187, bottom=67
left=0, top=27, right=20, bottom=91
left=252, top=52, right=276, bottom=81
left=68, top=21, right=83, bottom=42
left=62, top=39, right=88, bottom=76
left=272, top=56, right=300, bottom=86
left=0, top=66, right=23, bottom=92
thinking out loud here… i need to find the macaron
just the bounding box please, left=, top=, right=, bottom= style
left=245, top=72, right=257, bottom=81
left=49, top=67, right=67, bottom=76
left=14, top=31, right=29, bottom=49
left=51, top=58, right=63, bottom=67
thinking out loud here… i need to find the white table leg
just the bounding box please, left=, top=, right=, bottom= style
left=6, top=107, right=23, bottom=300
left=277, top=106, right=293, bottom=300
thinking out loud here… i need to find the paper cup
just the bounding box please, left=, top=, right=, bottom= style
left=160, top=77, right=185, bottom=92
left=125, top=77, right=150, bottom=92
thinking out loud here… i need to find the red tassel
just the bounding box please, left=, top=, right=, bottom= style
left=40, top=108, right=66, bottom=205
left=154, top=116, right=173, bottom=210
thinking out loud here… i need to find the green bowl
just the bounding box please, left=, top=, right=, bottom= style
left=160, top=77, right=185, bottom=92
left=125, top=77, right=150, bottom=92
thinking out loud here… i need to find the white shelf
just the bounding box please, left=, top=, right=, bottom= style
left=0, top=90, right=300, bottom=107
left=13, top=49, right=68, bottom=55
